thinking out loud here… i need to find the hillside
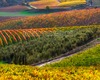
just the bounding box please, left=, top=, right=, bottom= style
left=30, top=0, right=60, bottom=9
left=0, top=0, right=35, bottom=7
left=46, top=44, right=100, bottom=67
left=0, top=44, right=100, bottom=79
left=0, top=5, right=28, bottom=12
left=0, top=25, right=100, bottom=65
left=0, top=0, right=100, bottom=79
left=0, top=8, right=100, bottom=29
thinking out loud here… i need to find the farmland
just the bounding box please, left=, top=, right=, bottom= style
left=30, top=0, right=59, bottom=9
left=0, top=5, right=28, bottom=12
left=0, top=26, right=100, bottom=65
left=46, top=44, right=100, bottom=67
left=0, top=44, right=100, bottom=79
left=30, top=0, right=86, bottom=8
left=58, top=0, right=86, bottom=7
left=0, top=0, right=100, bottom=79
left=0, top=8, right=100, bottom=30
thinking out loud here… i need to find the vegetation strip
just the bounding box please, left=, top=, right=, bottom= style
left=32, top=38, right=100, bottom=66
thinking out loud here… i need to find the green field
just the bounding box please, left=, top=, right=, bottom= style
left=0, top=11, right=44, bottom=16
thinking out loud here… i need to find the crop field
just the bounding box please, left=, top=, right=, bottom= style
left=0, top=25, right=100, bottom=46
left=30, top=0, right=59, bottom=9
left=0, top=25, right=100, bottom=65
left=30, top=0, right=86, bottom=8
left=58, top=1, right=86, bottom=7
left=0, top=0, right=100, bottom=79
left=58, top=0, right=86, bottom=7
left=0, top=17, right=18, bottom=22
left=59, top=0, right=85, bottom=2
left=46, top=44, right=100, bottom=67
left=0, top=28, right=53, bottom=46
left=0, top=17, right=25, bottom=22
left=0, top=44, right=100, bottom=79
left=0, top=8, right=100, bottom=30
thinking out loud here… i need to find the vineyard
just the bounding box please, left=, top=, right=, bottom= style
left=0, top=28, right=54, bottom=46
left=0, top=8, right=100, bottom=29
left=0, top=1, right=100, bottom=79
left=46, top=44, right=100, bottom=67
left=0, top=25, right=100, bottom=46
left=0, top=45, right=100, bottom=80
left=0, top=25, right=100, bottom=65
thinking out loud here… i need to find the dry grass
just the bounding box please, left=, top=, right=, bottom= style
left=58, top=0, right=86, bottom=7
left=30, top=0, right=59, bottom=9
left=30, top=0, right=86, bottom=8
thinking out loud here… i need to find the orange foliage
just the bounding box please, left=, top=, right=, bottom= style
left=0, top=8, right=100, bottom=30
left=0, top=28, right=54, bottom=46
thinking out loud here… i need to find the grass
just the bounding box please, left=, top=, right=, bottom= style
left=58, top=1, right=86, bottom=7
left=46, top=44, right=100, bottom=67
left=0, top=11, right=45, bottom=16
left=0, top=61, right=6, bottom=64
left=97, top=38, right=100, bottom=41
